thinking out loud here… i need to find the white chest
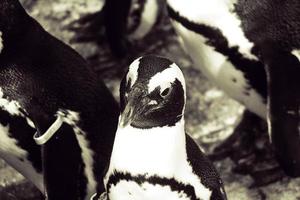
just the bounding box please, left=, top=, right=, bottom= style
left=106, top=122, right=187, bottom=177
left=105, top=122, right=212, bottom=200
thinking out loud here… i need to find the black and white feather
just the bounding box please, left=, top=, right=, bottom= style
left=166, top=0, right=300, bottom=177
left=167, top=0, right=267, bottom=119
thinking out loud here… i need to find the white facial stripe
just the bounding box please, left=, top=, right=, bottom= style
left=148, top=63, right=186, bottom=96
left=0, top=31, right=3, bottom=53
left=126, top=57, right=141, bottom=88
left=168, top=0, right=258, bottom=61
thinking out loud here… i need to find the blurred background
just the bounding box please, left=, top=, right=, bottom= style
left=1, top=0, right=300, bottom=199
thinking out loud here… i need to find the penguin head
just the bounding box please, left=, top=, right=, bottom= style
left=0, top=0, right=28, bottom=42
left=119, top=55, right=186, bottom=129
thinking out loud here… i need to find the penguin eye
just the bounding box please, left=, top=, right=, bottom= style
left=160, top=88, right=170, bottom=97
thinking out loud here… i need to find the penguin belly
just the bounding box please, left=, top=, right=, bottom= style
left=105, top=124, right=213, bottom=200
left=171, top=20, right=267, bottom=119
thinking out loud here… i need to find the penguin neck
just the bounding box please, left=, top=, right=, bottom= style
left=109, top=118, right=187, bottom=176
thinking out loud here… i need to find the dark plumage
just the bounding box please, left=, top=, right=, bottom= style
left=0, top=0, right=119, bottom=199
left=235, top=0, right=300, bottom=177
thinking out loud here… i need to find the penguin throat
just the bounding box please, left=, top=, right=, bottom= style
left=110, top=119, right=187, bottom=176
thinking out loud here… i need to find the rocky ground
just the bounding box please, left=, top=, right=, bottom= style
left=1, top=0, right=300, bottom=199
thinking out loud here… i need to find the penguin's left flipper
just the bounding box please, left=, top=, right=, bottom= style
left=186, top=134, right=227, bottom=200
left=36, top=117, right=83, bottom=200
left=262, top=45, right=300, bottom=177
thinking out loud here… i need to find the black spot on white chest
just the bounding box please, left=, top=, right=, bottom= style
left=107, top=172, right=200, bottom=200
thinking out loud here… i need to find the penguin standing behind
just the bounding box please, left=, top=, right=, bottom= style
left=70, top=0, right=161, bottom=57
left=166, top=0, right=300, bottom=180
left=93, top=55, right=227, bottom=200
left=0, top=0, right=119, bottom=199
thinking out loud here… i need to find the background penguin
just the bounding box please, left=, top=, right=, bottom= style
left=235, top=0, right=300, bottom=178
left=0, top=0, right=119, bottom=199
left=69, top=0, right=162, bottom=57
left=95, top=55, right=227, bottom=200
left=166, top=0, right=300, bottom=182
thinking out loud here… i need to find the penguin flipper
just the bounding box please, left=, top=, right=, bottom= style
left=185, top=133, right=227, bottom=200
left=262, top=45, right=300, bottom=177
left=38, top=120, right=83, bottom=200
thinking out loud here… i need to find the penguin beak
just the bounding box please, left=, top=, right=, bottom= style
left=119, top=101, right=135, bottom=128
left=119, top=90, right=151, bottom=128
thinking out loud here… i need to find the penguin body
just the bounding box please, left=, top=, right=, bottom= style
left=235, top=0, right=300, bottom=177
left=0, top=0, right=119, bottom=199
left=102, top=55, right=226, bottom=200
left=166, top=0, right=300, bottom=177
left=166, top=0, right=267, bottom=119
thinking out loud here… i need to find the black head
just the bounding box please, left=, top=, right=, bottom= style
left=119, top=55, right=186, bottom=129
left=0, top=0, right=29, bottom=41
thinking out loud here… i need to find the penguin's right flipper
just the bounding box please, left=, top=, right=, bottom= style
left=262, top=45, right=300, bottom=177
left=185, top=134, right=227, bottom=200
left=35, top=116, right=83, bottom=200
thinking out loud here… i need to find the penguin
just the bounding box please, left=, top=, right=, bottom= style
left=166, top=0, right=300, bottom=179
left=234, top=0, right=300, bottom=177
left=93, top=55, right=227, bottom=200
left=69, top=0, right=161, bottom=57
left=0, top=0, right=119, bottom=199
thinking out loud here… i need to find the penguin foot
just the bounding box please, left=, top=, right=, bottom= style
left=232, top=147, right=283, bottom=186
left=209, top=110, right=265, bottom=161
left=68, top=11, right=106, bottom=45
